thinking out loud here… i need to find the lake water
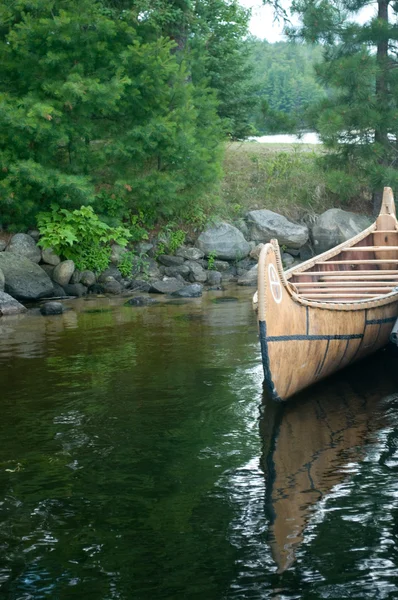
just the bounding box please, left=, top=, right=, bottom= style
left=251, top=133, right=322, bottom=144
left=1, top=288, right=398, bottom=599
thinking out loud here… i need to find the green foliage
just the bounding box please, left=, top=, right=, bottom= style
left=0, top=0, right=226, bottom=229
left=247, top=40, right=326, bottom=134
left=207, top=250, right=217, bottom=270
left=37, top=205, right=130, bottom=272
left=118, top=251, right=137, bottom=278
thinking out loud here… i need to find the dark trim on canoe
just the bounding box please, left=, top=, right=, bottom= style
left=366, top=317, right=396, bottom=325
left=259, top=320, right=282, bottom=402
left=266, top=333, right=363, bottom=342
left=315, top=339, right=330, bottom=379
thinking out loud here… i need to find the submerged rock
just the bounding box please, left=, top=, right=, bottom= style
left=170, top=284, right=203, bottom=298
left=125, top=296, right=158, bottom=306
left=40, top=301, right=64, bottom=316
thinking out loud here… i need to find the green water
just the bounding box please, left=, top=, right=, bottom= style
left=0, top=289, right=398, bottom=599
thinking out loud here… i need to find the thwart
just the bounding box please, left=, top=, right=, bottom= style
left=254, top=187, right=398, bottom=401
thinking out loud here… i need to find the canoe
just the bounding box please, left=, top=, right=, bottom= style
left=254, top=187, right=398, bottom=401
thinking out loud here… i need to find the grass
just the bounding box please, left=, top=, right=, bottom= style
left=219, top=141, right=372, bottom=222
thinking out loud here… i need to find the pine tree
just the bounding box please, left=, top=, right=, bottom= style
left=282, top=0, right=398, bottom=212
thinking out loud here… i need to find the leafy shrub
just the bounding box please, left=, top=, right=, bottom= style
left=37, top=205, right=131, bottom=272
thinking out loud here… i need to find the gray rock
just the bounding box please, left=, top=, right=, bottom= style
left=102, top=277, right=123, bottom=295
left=40, top=264, right=55, bottom=279
left=125, top=296, right=158, bottom=306
left=142, top=258, right=161, bottom=280
left=176, top=246, right=205, bottom=261
left=299, top=242, right=314, bottom=262
left=70, top=269, right=82, bottom=284
left=158, top=254, right=185, bottom=267
left=41, top=247, right=61, bottom=266
left=40, top=301, right=64, bottom=316
left=0, top=252, right=54, bottom=300
left=236, top=258, right=256, bottom=276
left=0, top=291, right=27, bottom=316
left=197, top=222, right=251, bottom=260
left=206, top=271, right=222, bottom=286
left=164, top=265, right=191, bottom=279
left=250, top=243, right=265, bottom=261
left=0, top=240, right=7, bottom=252
left=234, top=218, right=250, bottom=239
left=213, top=260, right=230, bottom=272
left=171, top=284, right=203, bottom=298
left=53, top=260, right=75, bottom=287
left=186, top=260, right=207, bottom=283
left=98, top=266, right=123, bottom=283
left=27, top=229, right=41, bottom=241
left=88, top=283, right=106, bottom=294
left=311, top=209, right=372, bottom=254
left=135, top=242, right=154, bottom=255
left=51, top=283, right=67, bottom=297
left=63, top=283, right=87, bottom=297
left=128, top=279, right=151, bottom=292
left=237, top=264, right=258, bottom=286
left=0, top=268, right=4, bottom=292
left=110, top=243, right=127, bottom=266
left=285, top=247, right=300, bottom=257
left=246, top=210, right=309, bottom=249
left=149, top=278, right=186, bottom=294
left=80, top=270, right=96, bottom=287
left=282, top=253, right=295, bottom=268
left=6, top=233, right=42, bottom=263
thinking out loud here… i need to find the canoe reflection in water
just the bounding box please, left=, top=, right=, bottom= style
left=259, top=350, right=398, bottom=573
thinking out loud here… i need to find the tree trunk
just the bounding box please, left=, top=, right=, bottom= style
left=373, top=0, right=390, bottom=214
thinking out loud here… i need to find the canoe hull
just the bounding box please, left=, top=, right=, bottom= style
left=257, top=242, right=398, bottom=401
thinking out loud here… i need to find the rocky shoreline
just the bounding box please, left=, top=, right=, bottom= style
left=0, top=207, right=372, bottom=317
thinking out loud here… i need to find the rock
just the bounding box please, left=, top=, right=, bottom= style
left=246, top=210, right=309, bottom=249
left=102, top=277, right=123, bottom=295
left=128, top=279, right=151, bottom=292
left=88, top=283, right=106, bottom=294
left=299, top=242, right=314, bottom=262
left=70, top=269, right=82, bottom=284
left=6, top=233, right=42, bottom=263
left=234, top=218, right=250, bottom=239
left=135, top=242, right=154, bottom=255
left=207, top=285, right=223, bottom=291
left=164, top=265, right=191, bottom=279
left=125, top=296, right=158, bottom=306
left=213, top=260, right=230, bottom=272
left=98, top=265, right=123, bottom=283
left=40, top=301, right=64, bottom=316
left=0, top=240, right=7, bottom=252
left=157, top=254, right=185, bottom=267
left=51, top=283, right=67, bottom=297
left=142, top=258, right=161, bottom=280
left=170, top=284, right=203, bottom=298
left=250, top=243, right=265, bottom=261
left=41, top=247, right=61, bottom=266
left=149, top=278, right=186, bottom=294
left=80, top=270, right=96, bottom=287
left=285, top=247, right=300, bottom=257
left=236, top=258, right=256, bottom=276
left=197, top=222, right=251, bottom=260
left=27, top=229, right=41, bottom=241
left=53, top=260, right=75, bottom=287
left=206, top=270, right=222, bottom=286
left=282, top=253, right=295, bottom=268
left=311, top=209, right=372, bottom=254
left=40, top=264, right=55, bottom=279
left=176, top=246, right=205, bottom=261
left=186, top=260, right=207, bottom=283
left=110, top=243, right=127, bottom=265
left=0, top=291, right=27, bottom=316
left=0, top=252, right=54, bottom=300
left=237, top=264, right=258, bottom=286
left=0, top=268, right=4, bottom=292
left=63, top=283, right=87, bottom=297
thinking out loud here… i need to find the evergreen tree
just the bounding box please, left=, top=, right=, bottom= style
left=283, top=0, right=398, bottom=211
left=0, top=0, right=222, bottom=229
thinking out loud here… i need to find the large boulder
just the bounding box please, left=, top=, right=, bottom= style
left=171, top=284, right=203, bottom=298
left=176, top=246, right=205, bottom=261
left=0, top=291, right=27, bottom=315
left=0, top=253, right=54, bottom=300
left=246, top=210, right=309, bottom=249
left=0, top=268, right=4, bottom=292
left=52, top=260, right=75, bottom=287
left=6, top=233, right=42, bottom=263
left=197, top=222, right=251, bottom=260
left=41, top=247, right=61, bottom=266
left=149, top=278, right=185, bottom=294
left=185, top=260, right=207, bottom=283
left=311, top=209, right=372, bottom=254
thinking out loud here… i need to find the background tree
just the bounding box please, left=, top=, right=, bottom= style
left=283, top=0, right=398, bottom=211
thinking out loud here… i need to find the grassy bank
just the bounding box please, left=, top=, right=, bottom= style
left=219, top=142, right=372, bottom=221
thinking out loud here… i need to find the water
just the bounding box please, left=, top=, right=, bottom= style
left=0, top=289, right=398, bottom=599
left=251, top=133, right=322, bottom=145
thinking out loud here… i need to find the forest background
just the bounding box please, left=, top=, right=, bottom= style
left=1, top=0, right=396, bottom=267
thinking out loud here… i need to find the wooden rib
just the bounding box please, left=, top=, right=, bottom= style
left=374, top=229, right=398, bottom=233
left=342, top=246, right=398, bottom=251
left=299, top=287, right=393, bottom=294
left=294, top=281, right=396, bottom=287
left=321, top=276, right=398, bottom=282
left=292, top=270, right=398, bottom=276
left=318, top=259, right=398, bottom=264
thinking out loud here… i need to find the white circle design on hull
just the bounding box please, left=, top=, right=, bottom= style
left=268, top=263, right=282, bottom=304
